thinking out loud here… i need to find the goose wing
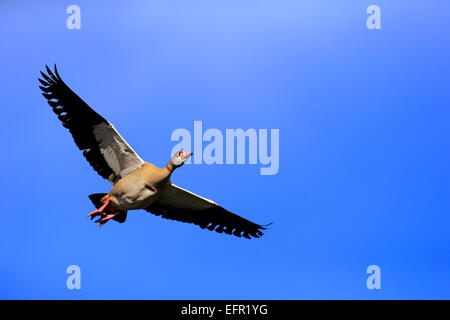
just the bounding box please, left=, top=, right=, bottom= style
left=38, top=65, right=144, bottom=184
left=145, top=184, right=270, bottom=239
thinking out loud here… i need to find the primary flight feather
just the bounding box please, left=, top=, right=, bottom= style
left=38, top=65, right=270, bottom=239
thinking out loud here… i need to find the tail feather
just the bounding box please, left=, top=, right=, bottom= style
left=88, top=193, right=108, bottom=209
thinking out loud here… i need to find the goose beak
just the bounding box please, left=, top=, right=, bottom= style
left=181, top=151, right=193, bottom=160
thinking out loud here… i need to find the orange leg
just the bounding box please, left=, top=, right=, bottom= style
left=87, top=197, right=111, bottom=219
left=95, top=211, right=121, bottom=227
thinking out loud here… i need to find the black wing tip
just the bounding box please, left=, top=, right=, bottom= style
left=54, top=64, right=61, bottom=79
left=44, top=64, right=57, bottom=73
left=234, top=222, right=272, bottom=240
left=223, top=222, right=272, bottom=240
left=39, top=64, right=62, bottom=85
left=259, top=221, right=274, bottom=230
left=38, top=78, right=48, bottom=86
left=203, top=222, right=267, bottom=239
left=245, top=222, right=273, bottom=239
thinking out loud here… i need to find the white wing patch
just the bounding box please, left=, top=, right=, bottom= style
left=93, top=122, right=145, bottom=181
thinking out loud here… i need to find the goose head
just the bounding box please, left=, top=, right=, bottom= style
left=167, top=150, right=193, bottom=171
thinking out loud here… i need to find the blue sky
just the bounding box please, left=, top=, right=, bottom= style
left=0, top=1, right=449, bottom=299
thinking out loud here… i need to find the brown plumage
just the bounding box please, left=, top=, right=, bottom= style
left=38, top=65, right=270, bottom=239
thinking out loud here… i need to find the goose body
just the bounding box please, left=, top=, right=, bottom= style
left=38, top=65, right=270, bottom=239
left=110, top=162, right=169, bottom=210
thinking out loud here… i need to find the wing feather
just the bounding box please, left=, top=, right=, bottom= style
left=145, top=184, right=270, bottom=239
left=38, top=65, right=144, bottom=184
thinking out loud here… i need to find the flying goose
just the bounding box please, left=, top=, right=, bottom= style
left=38, top=65, right=270, bottom=239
